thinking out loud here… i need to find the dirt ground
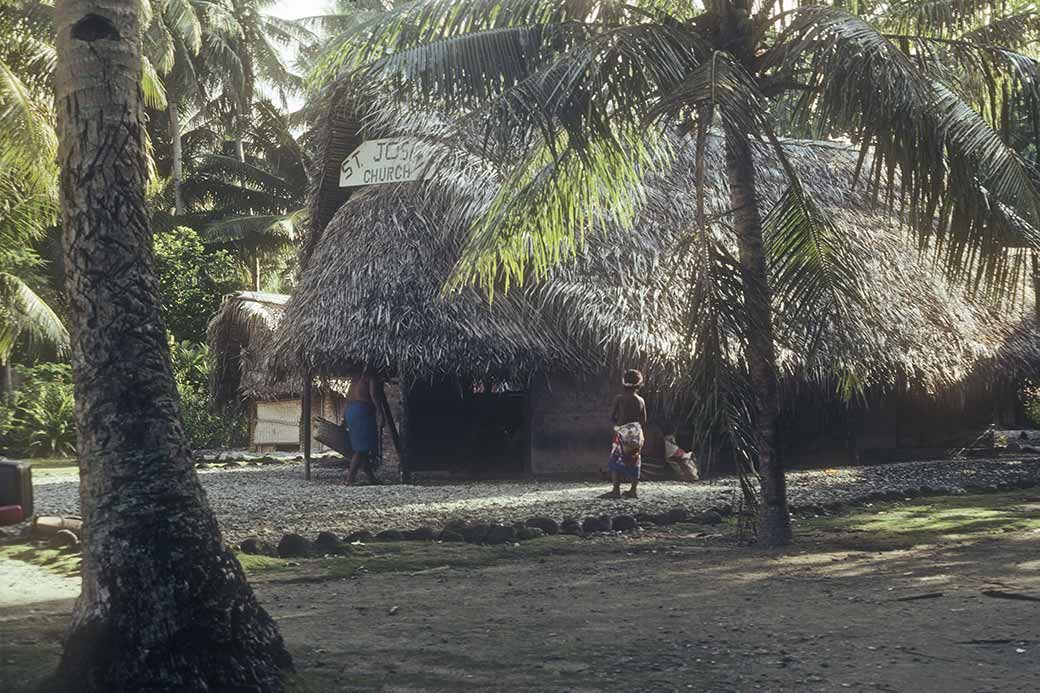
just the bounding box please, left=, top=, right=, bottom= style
left=2, top=492, right=1039, bottom=692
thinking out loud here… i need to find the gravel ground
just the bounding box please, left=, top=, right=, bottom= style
left=25, top=455, right=1040, bottom=544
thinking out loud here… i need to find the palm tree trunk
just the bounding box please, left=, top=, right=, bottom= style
left=724, top=130, right=791, bottom=548
left=1032, top=251, right=1040, bottom=325
left=51, top=2, right=291, bottom=690
left=1, top=359, right=12, bottom=402
left=169, top=99, right=185, bottom=216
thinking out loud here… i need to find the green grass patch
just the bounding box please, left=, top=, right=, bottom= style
left=0, top=544, right=82, bottom=577
left=22, top=457, right=78, bottom=478
left=234, top=552, right=293, bottom=574
left=245, top=535, right=597, bottom=584
left=802, top=490, right=1040, bottom=549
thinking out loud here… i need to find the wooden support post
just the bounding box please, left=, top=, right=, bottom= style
left=398, top=386, right=410, bottom=484
left=379, top=395, right=403, bottom=458
left=302, top=374, right=312, bottom=481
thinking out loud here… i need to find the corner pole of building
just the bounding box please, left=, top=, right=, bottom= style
left=302, top=372, right=312, bottom=481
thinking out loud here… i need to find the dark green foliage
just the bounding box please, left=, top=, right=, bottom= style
left=0, top=363, right=76, bottom=458
left=154, top=226, right=240, bottom=343
left=171, top=340, right=247, bottom=450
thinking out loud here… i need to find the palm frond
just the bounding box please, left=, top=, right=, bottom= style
left=142, top=56, right=169, bottom=109
left=450, top=126, right=671, bottom=295
left=0, top=272, right=68, bottom=360
left=959, top=10, right=1040, bottom=48
left=764, top=176, right=869, bottom=395
left=770, top=6, right=1040, bottom=297
left=202, top=212, right=302, bottom=248
left=163, top=0, right=202, bottom=54
left=0, top=59, right=57, bottom=188
left=877, top=0, right=1010, bottom=36
left=311, top=0, right=591, bottom=85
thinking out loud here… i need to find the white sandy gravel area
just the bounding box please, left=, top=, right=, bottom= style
left=25, top=457, right=1040, bottom=544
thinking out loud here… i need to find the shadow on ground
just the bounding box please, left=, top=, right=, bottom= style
left=3, top=490, right=1039, bottom=692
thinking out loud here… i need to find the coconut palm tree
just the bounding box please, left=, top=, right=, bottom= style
left=318, top=0, right=1040, bottom=545
left=182, top=98, right=309, bottom=289
left=49, top=0, right=291, bottom=688
left=0, top=0, right=69, bottom=394
left=214, top=0, right=312, bottom=160
left=144, top=0, right=243, bottom=215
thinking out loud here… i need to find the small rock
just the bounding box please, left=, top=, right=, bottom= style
left=314, top=531, right=341, bottom=554
left=437, top=529, right=465, bottom=543
left=559, top=519, right=583, bottom=536
left=699, top=511, right=724, bottom=526
left=525, top=517, right=560, bottom=535
left=277, top=533, right=311, bottom=558
left=49, top=529, right=79, bottom=549
left=346, top=530, right=373, bottom=543
left=374, top=529, right=405, bottom=542
left=462, top=524, right=490, bottom=544
left=484, top=524, right=517, bottom=545
left=667, top=507, right=692, bottom=523
left=404, top=526, right=437, bottom=541
left=651, top=512, right=674, bottom=526
left=635, top=512, right=656, bottom=526
left=515, top=527, right=544, bottom=541
left=582, top=516, right=611, bottom=533
left=239, top=537, right=264, bottom=555
left=388, top=606, right=399, bottom=616
left=611, top=515, right=638, bottom=531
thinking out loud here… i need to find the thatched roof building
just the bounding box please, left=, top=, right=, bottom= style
left=267, top=94, right=1040, bottom=476
left=209, top=291, right=349, bottom=454
left=271, top=134, right=1040, bottom=396
left=209, top=291, right=292, bottom=407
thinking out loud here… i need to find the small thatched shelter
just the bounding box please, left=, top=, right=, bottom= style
left=208, top=291, right=346, bottom=453
left=269, top=98, right=1040, bottom=478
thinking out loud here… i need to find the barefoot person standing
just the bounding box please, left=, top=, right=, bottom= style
left=602, top=369, right=647, bottom=499
left=343, top=369, right=384, bottom=485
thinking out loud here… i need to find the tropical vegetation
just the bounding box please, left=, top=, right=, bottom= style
left=0, top=0, right=316, bottom=453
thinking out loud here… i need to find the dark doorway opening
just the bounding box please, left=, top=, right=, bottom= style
left=406, top=379, right=529, bottom=477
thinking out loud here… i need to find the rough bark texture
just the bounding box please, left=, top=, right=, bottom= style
left=50, top=1, right=292, bottom=690
left=1, top=360, right=13, bottom=401
left=168, top=100, right=184, bottom=216
left=1032, top=252, right=1040, bottom=325
left=724, top=131, right=792, bottom=548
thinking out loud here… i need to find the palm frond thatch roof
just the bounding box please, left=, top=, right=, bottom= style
left=269, top=117, right=1040, bottom=399
left=549, top=136, right=1040, bottom=395
left=269, top=181, right=584, bottom=384
left=208, top=291, right=295, bottom=406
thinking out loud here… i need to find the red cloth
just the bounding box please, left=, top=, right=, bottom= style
left=0, top=505, right=24, bottom=525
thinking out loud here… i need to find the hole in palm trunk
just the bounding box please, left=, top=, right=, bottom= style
left=72, top=14, right=120, bottom=42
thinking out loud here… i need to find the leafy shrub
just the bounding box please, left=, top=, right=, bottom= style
left=155, top=227, right=240, bottom=343
left=18, top=382, right=76, bottom=456
left=1022, top=380, right=1040, bottom=428
left=0, top=362, right=77, bottom=457
left=171, top=341, right=246, bottom=450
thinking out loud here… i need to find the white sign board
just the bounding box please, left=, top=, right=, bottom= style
left=339, top=137, right=437, bottom=187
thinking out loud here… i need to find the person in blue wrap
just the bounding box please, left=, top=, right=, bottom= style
left=343, top=369, right=385, bottom=485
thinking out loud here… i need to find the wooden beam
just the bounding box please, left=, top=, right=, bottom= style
left=379, top=394, right=402, bottom=458
left=302, top=374, right=312, bottom=481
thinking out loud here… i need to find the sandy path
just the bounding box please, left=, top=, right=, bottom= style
left=0, top=559, right=78, bottom=609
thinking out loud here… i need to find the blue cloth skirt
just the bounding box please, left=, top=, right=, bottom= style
left=345, top=401, right=378, bottom=453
